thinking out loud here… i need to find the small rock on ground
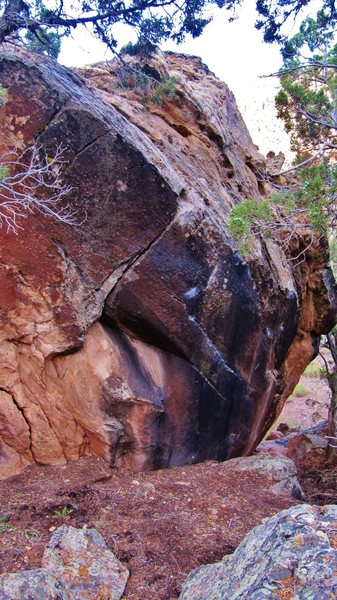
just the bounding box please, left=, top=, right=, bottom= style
left=226, top=454, right=304, bottom=499
left=0, top=525, right=129, bottom=599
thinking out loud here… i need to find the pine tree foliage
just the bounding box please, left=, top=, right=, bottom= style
left=0, top=0, right=239, bottom=56
left=275, top=14, right=337, bottom=158
left=230, top=12, right=336, bottom=262
left=229, top=10, right=337, bottom=459
left=0, top=0, right=336, bottom=58
left=256, top=0, right=337, bottom=45
left=273, top=12, right=336, bottom=270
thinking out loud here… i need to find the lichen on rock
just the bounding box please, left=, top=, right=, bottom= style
left=179, top=503, right=337, bottom=599
left=0, top=525, right=129, bottom=599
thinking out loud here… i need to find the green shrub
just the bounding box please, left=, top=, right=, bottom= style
left=228, top=162, right=336, bottom=258
left=228, top=199, right=274, bottom=255
left=54, top=506, right=74, bottom=518
left=146, top=75, right=177, bottom=105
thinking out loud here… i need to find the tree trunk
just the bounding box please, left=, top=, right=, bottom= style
left=327, top=330, right=337, bottom=464
left=327, top=371, right=337, bottom=463
left=0, top=0, right=27, bottom=43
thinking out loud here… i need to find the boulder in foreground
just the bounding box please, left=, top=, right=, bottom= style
left=180, top=503, right=337, bottom=599
left=0, top=525, right=129, bottom=599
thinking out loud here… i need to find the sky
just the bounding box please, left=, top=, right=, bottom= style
left=59, top=1, right=283, bottom=88
left=58, top=0, right=304, bottom=158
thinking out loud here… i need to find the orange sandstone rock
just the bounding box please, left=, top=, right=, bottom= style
left=0, top=48, right=335, bottom=478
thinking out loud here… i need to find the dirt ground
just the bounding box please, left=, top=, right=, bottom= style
left=273, top=356, right=331, bottom=432
left=0, top=357, right=335, bottom=599
left=272, top=356, right=337, bottom=507
left=300, top=463, right=337, bottom=505
left=0, top=457, right=298, bottom=599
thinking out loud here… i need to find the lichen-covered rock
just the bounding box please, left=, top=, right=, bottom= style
left=0, top=48, right=336, bottom=476
left=0, top=569, right=62, bottom=599
left=223, top=454, right=304, bottom=499
left=0, top=526, right=129, bottom=599
left=179, top=504, right=337, bottom=599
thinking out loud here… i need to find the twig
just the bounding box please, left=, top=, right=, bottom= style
left=0, top=144, right=85, bottom=233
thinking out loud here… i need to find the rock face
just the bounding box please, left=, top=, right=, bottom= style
left=179, top=503, right=337, bottom=599
left=0, top=525, right=129, bottom=599
left=257, top=421, right=330, bottom=473
left=0, top=48, right=336, bottom=477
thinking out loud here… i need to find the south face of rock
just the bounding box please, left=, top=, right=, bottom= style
left=0, top=49, right=336, bottom=477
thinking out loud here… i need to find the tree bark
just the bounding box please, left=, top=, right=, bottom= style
left=327, top=371, right=337, bottom=463
left=0, top=0, right=28, bottom=43
left=327, top=331, right=337, bottom=464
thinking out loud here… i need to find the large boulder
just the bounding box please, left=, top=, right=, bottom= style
left=0, top=48, right=336, bottom=476
left=179, top=503, right=337, bottom=599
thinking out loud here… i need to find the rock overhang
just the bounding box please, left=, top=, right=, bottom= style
left=0, top=47, right=336, bottom=477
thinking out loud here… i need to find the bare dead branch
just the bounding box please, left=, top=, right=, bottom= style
left=268, top=147, right=326, bottom=177
left=0, top=145, right=85, bottom=233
